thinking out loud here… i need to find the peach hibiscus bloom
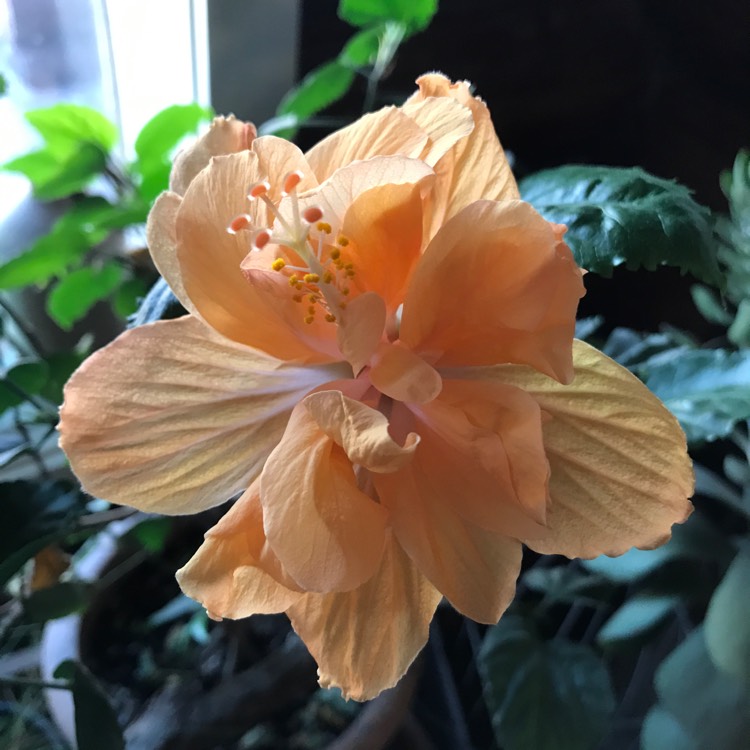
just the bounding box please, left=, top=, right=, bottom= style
left=59, top=74, right=693, bottom=701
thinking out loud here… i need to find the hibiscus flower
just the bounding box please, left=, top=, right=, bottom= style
left=58, top=74, right=693, bottom=701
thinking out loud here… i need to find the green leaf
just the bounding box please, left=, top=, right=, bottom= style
left=705, top=552, right=750, bottom=686
left=0, top=482, right=85, bottom=588
left=39, top=351, right=86, bottom=404
left=113, top=277, right=148, bottom=319
left=0, top=361, right=50, bottom=414
left=520, top=166, right=722, bottom=284
left=276, top=61, right=355, bottom=139
left=602, top=327, right=688, bottom=371
left=54, top=661, right=125, bottom=750
left=597, top=596, right=676, bottom=646
left=134, top=103, right=213, bottom=166
left=691, top=285, right=732, bottom=326
left=46, top=262, right=124, bottom=330
left=0, top=73, right=6, bottom=96
left=136, top=160, right=172, bottom=203
left=339, top=27, right=383, bottom=68
left=522, top=564, right=612, bottom=606
left=641, top=708, right=697, bottom=750
left=338, top=0, right=437, bottom=32
left=640, top=347, right=750, bottom=443
left=126, top=517, right=172, bottom=553
left=23, top=582, right=91, bottom=623
left=654, top=627, right=750, bottom=750
left=26, top=104, right=117, bottom=151
left=478, top=615, right=615, bottom=750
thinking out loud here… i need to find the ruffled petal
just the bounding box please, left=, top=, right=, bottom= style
left=400, top=200, right=585, bottom=382
left=176, top=480, right=302, bottom=619
left=59, top=316, right=341, bottom=514
left=251, top=135, right=318, bottom=196
left=374, top=467, right=521, bottom=624
left=385, top=381, right=548, bottom=539
left=336, top=291, right=386, bottom=375
left=170, top=115, right=255, bottom=195
left=369, top=342, right=442, bottom=404
left=405, top=74, right=519, bottom=239
left=261, top=396, right=389, bottom=593
left=305, top=107, right=428, bottom=184
left=175, top=151, right=333, bottom=362
left=286, top=532, right=441, bottom=701
left=490, top=340, right=694, bottom=557
left=304, top=390, right=419, bottom=473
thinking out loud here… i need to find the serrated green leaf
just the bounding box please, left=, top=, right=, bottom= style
left=639, top=348, right=750, bottom=443
left=478, top=615, right=615, bottom=750
left=54, top=660, right=125, bottom=750
left=691, top=285, right=732, bottom=326
left=26, top=104, right=117, bottom=151
left=654, top=628, right=750, bottom=750
left=597, top=596, right=676, bottom=646
left=276, top=61, right=355, bottom=139
left=338, top=0, right=437, bottom=32
left=520, top=166, right=722, bottom=284
left=0, top=482, right=85, bottom=587
left=23, top=582, right=91, bottom=623
left=0, top=360, right=50, bottom=413
left=3, top=148, right=66, bottom=185
left=46, top=262, right=124, bottom=330
left=134, top=103, right=213, bottom=166
left=602, top=327, right=687, bottom=370
left=339, top=27, right=383, bottom=68
left=705, top=553, right=750, bottom=686
left=641, top=708, right=697, bottom=750
left=32, top=143, right=108, bottom=200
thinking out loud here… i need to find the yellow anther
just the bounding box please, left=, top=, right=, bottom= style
left=292, top=294, right=303, bottom=303
left=304, top=273, right=320, bottom=284
left=307, top=305, right=316, bottom=314
left=329, top=248, right=341, bottom=261
left=337, top=235, right=349, bottom=247
left=308, top=294, right=318, bottom=303
left=322, top=271, right=334, bottom=284
left=288, top=274, right=299, bottom=287
left=340, top=301, right=348, bottom=309
left=342, top=287, right=350, bottom=296
left=271, top=258, right=286, bottom=271
left=346, top=269, right=356, bottom=278
left=344, top=262, right=354, bottom=270
left=325, top=313, right=336, bottom=323
left=304, top=315, right=315, bottom=324
left=317, top=221, right=332, bottom=234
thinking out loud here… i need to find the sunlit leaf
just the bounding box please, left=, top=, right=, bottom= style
left=113, top=277, right=148, bottom=319
left=26, top=103, right=117, bottom=151
left=339, top=26, right=383, bottom=68
left=276, top=61, right=355, bottom=139
left=338, top=0, right=437, bottom=32
left=134, top=103, right=213, bottom=166
left=521, top=166, right=722, bottom=284
left=597, top=596, right=676, bottom=646
left=46, top=262, right=124, bottom=330
left=478, top=615, right=615, bottom=750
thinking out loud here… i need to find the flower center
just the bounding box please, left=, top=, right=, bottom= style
left=228, top=171, right=358, bottom=326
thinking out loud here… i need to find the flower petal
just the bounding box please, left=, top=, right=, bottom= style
left=369, top=342, right=443, bottom=404
left=59, top=316, right=341, bottom=514
left=176, top=480, right=302, bottom=619
left=341, top=180, right=427, bottom=313
left=400, top=200, right=585, bottom=382
left=491, top=340, right=694, bottom=557
left=261, top=396, right=389, bottom=593
left=146, top=191, right=195, bottom=313
left=336, top=291, right=386, bottom=375
left=384, top=381, right=549, bottom=539
left=405, top=74, right=519, bottom=238
left=304, top=390, right=419, bottom=473
left=170, top=115, right=256, bottom=195
left=374, top=467, right=522, bottom=624
left=286, top=532, right=441, bottom=701
left=251, top=135, right=318, bottom=195
left=176, top=151, right=331, bottom=362
left=305, top=107, right=428, bottom=184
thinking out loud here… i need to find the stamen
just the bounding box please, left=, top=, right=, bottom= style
left=302, top=206, right=323, bottom=224
left=227, top=214, right=252, bottom=234
left=329, top=248, right=341, bottom=261
left=271, top=258, right=286, bottom=271
left=337, top=235, right=349, bottom=247
left=304, top=315, right=315, bottom=325
left=282, top=170, right=304, bottom=195
left=325, top=313, right=336, bottom=323
left=248, top=181, right=271, bottom=199
left=254, top=230, right=271, bottom=250
left=317, top=221, right=332, bottom=234
left=304, top=273, right=320, bottom=284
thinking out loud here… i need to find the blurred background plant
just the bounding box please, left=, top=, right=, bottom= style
left=0, top=0, right=749, bottom=749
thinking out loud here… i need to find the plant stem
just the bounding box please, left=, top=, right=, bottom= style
left=0, top=295, right=48, bottom=357
left=362, top=21, right=405, bottom=114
